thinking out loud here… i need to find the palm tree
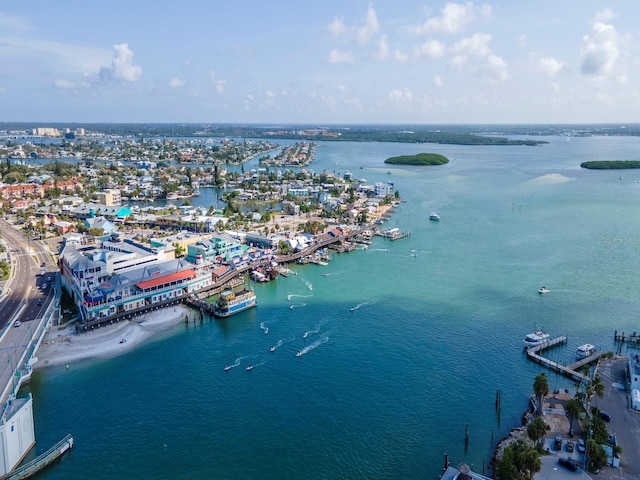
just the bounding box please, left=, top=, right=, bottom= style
left=565, top=398, right=581, bottom=436
left=527, top=416, right=549, bottom=449
left=533, top=373, right=549, bottom=416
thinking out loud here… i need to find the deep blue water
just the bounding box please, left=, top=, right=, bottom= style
left=24, top=135, right=640, bottom=478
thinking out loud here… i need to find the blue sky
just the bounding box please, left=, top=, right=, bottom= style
left=1, top=1, right=639, bottom=124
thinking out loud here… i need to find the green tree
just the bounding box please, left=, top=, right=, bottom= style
left=586, top=438, right=608, bottom=471
left=533, top=373, right=549, bottom=416
left=565, top=398, right=581, bottom=436
left=173, top=243, right=185, bottom=257
left=495, top=439, right=541, bottom=480
left=526, top=416, right=549, bottom=449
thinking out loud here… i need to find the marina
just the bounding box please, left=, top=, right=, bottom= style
left=525, top=336, right=604, bottom=383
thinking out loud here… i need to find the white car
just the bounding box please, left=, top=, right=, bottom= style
left=13, top=320, right=21, bottom=327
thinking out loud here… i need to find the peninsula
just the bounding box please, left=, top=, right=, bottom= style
left=384, top=153, right=449, bottom=166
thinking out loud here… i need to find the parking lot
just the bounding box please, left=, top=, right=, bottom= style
left=589, top=356, right=640, bottom=479
left=534, top=356, right=639, bottom=480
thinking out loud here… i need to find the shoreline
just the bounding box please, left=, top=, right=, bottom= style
left=36, top=305, right=191, bottom=369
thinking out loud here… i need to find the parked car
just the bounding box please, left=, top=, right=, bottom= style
left=13, top=320, right=21, bottom=327
left=577, top=439, right=586, bottom=453
left=554, top=436, right=562, bottom=450
left=600, top=411, right=611, bottom=422
left=559, top=457, right=579, bottom=472
left=566, top=440, right=574, bottom=452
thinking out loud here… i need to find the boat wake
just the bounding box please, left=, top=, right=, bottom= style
left=370, top=248, right=390, bottom=252
left=260, top=321, right=270, bottom=335
left=305, top=280, right=313, bottom=291
left=290, top=302, right=306, bottom=310
left=350, top=300, right=378, bottom=311
left=296, top=335, right=329, bottom=357
left=287, top=293, right=313, bottom=301
left=302, top=320, right=326, bottom=339
left=224, top=355, right=251, bottom=371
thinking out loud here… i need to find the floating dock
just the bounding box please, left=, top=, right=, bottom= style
left=525, top=336, right=602, bottom=383
left=0, top=434, right=73, bottom=480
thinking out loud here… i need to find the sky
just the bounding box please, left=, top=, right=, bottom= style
left=1, top=1, right=639, bottom=124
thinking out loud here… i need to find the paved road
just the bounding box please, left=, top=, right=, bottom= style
left=0, top=222, right=56, bottom=402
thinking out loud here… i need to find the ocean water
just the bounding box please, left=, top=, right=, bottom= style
left=25, top=135, right=640, bottom=479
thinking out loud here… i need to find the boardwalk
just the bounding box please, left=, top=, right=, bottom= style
left=0, top=435, right=73, bottom=480
left=525, top=336, right=601, bottom=383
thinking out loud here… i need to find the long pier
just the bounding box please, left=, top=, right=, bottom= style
left=0, top=434, right=73, bottom=480
left=525, top=336, right=601, bottom=383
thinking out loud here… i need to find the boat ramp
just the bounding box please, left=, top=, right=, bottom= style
left=525, top=336, right=603, bottom=383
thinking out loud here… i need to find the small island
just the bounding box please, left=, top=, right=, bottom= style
left=581, top=160, right=640, bottom=169
left=384, top=153, right=449, bottom=166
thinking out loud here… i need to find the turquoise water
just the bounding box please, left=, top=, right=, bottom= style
left=26, top=135, right=640, bottom=478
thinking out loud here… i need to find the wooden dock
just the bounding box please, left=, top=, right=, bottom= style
left=0, top=434, right=73, bottom=480
left=614, top=330, right=640, bottom=347
left=525, top=336, right=598, bottom=383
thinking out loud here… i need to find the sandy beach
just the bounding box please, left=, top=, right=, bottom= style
left=36, top=305, right=192, bottom=369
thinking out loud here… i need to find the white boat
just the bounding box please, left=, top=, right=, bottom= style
left=429, top=213, right=440, bottom=221
left=523, top=330, right=550, bottom=348
left=224, top=365, right=231, bottom=371
left=576, top=343, right=597, bottom=359
left=246, top=365, right=254, bottom=371
left=296, top=351, right=302, bottom=357
left=538, top=287, right=550, bottom=294
left=270, top=346, right=276, bottom=352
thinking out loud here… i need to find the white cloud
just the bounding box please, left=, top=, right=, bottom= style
left=0, top=86, right=6, bottom=94
left=368, top=34, right=388, bottom=60
left=356, top=4, right=380, bottom=44
left=168, top=78, right=185, bottom=88
left=450, top=55, right=468, bottom=72
left=538, top=57, right=568, bottom=77
left=337, top=84, right=351, bottom=93
left=209, top=70, right=227, bottom=93
left=244, top=94, right=254, bottom=111
left=389, top=87, right=413, bottom=102
left=594, top=8, right=614, bottom=23
left=451, top=32, right=492, bottom=57
left=433, top=75, right=443, bottom=87
left=99, top=43, right=142, bottom=82
left=413, top=2, right=492, bottom=35
left=394, top=49, right=409, bottom=63
left=326, top=3, right=379, bottom=45
left=415, top=40, right=446, bottom=59
left=328, top=17, right=346, bottom=37
left=485, top=54, right=508, bottom=83
left=581, top=22, right=619, bottom=77
left=266, top=90, right=275, bottom=98
left=54, top=79, right=75, bottom=89
left=328, top=49, right=354, bottom=64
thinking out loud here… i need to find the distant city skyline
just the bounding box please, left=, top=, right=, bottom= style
left=1, top=1, right=639, bottom=124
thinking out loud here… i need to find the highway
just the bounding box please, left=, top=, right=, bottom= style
left=0, top=220, right=56, bottom=403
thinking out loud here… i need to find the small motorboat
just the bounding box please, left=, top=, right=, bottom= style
left=538, top=287, right=550, bottom=294
left=270, top=346, right=276, bottom=352
left=322, top=272, right=329, bottom=276
left=246, top=365, right=254, bottom=371
left=303, top=332, right=309, bottom=339
left=224, top=365, right=231, bottom=372
left=429, top=213, right=440, bottom=221
left=296, top=351, right=302, bottom=357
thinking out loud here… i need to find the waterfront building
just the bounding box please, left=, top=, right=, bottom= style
left=98, top=188, right=121, bottom=206
left=374, top=181, right=393, bottom=197
left=186, top=234, right=245, bottom=263
left=59, top=236, right=210, bottom=321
